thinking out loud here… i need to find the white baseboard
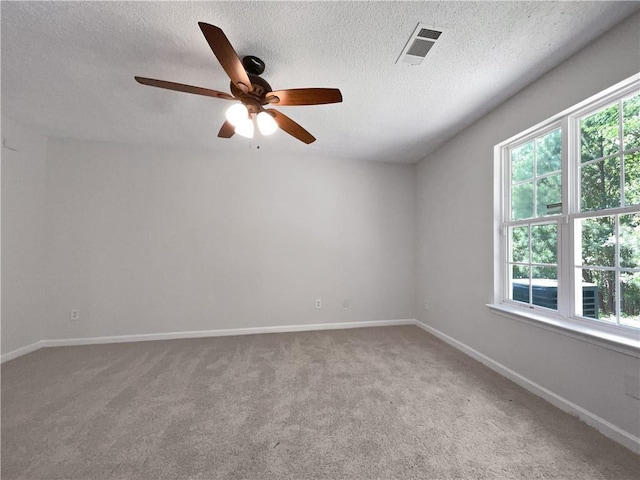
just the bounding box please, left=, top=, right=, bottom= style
left=413, top=319, right=640, bottom=454
left=2, top=319, right=415, bottom=361
left=1, top=340, right=45, bottom=363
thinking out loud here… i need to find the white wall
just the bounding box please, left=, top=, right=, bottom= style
left=43, top=139, right=415, bottom=340
left=1, top=117, right=50, bottom=353
left=415, top=12, right=640, bottom=441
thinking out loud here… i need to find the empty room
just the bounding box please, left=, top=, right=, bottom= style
left=2, top=1, right=640, bottom=478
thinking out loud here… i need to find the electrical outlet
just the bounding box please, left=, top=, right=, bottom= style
left=315, top=299, right=322, bottom=309
left=424, top=300, right=429, bottom=310
left=343, top=298, right=350, bottom=309
left=70, top=309, right=80, bottom=321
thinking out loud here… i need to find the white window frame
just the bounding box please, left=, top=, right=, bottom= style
left=491, top=74, right=640, bottom=354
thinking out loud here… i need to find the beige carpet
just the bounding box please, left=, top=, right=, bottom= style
left=2, top=325, right=639, bottom=479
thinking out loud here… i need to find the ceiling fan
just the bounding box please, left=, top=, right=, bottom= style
left=135, top=22, right=343, bottom=144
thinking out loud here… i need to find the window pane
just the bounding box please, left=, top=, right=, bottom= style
left=511, top=265, right=530, bottom=303
left=511, top=142, right=534, bottom=182
left=533, top=266, right=557, bottom=280
left=621, top=272, right=640, bottom=328
left=581, top=102, right=619, bottom=163
left=536, top=129, right=562, bottom=175
left=512, top=182, right=534, bottom=220
left=580, top=157, right=621, bottom=211
left=536, top=175, right=562, bottom=217
left=512, top=264, right=530, bottom=279
left=580, top=269, right=616, bottom=322
left=623, top=94, right=640, bottom=151
left=624, top=152, right=640, bottom=206
left=531, top=269, right=558, bottom=310
left=531, top=224, right=557, bottom=264
left=581, top=216, right=615, bottom=267
left=620, top=213, right=640, bottom=269
left=510, top=226, right=529, bottom=263
left=578, top=278, right=600, bottom=319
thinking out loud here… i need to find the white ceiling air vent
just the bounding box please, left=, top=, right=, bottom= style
left=396, top=23, right=443, bottom=66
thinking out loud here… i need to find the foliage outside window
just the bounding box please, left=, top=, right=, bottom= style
left=500, top=77, right=640, bottom=337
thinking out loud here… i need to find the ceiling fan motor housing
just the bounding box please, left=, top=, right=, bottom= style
left=230, top=72, right=273, bottom=109
left=242, top=55, right=265, bottom=75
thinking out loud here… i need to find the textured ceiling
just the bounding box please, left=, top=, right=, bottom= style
left=2, top=1, right=639, bottom=164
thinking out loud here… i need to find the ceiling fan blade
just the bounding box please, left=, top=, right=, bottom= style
left=135, top=77, right=235, bottom=100
left=198, top=22, right=253, bottom=94
left=265, top=88, right=342, bottom=106
left=267, top=109, right=316, bottom=144
left=218, top=120, right=235, bottom=138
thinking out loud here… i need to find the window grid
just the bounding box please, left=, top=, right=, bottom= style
left=571, top=91, right=640, bottom=329
left=508, top=127, right=562, bottom=221
left=499, top=76, right=640, bottom=336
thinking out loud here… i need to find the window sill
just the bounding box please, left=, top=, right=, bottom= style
left=486, top=303, right=640, bottom=358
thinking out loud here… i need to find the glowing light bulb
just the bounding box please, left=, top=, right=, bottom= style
left=257, top=111, right=278, bottom=135
left=234, top=117, right=254, bottom=138
left=225, top=103, right=249, bottom=126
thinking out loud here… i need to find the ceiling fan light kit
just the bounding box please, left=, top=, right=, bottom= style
left=257, top=111, right=278, bottom=135
left=135, top=23, right=343, bottom=144
left=234, top=117, right=254, bottom=139
left=224, top=103, right=278, bottom=138
left=225, top=103, right=250, bottom=126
